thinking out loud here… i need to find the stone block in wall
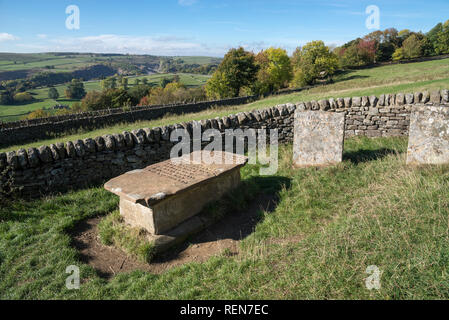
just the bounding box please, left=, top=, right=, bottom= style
left=286, top=103, right=296, bottom=113
left=361, top=96, right=369, bottom=107
left=345, top=130, right=355, bottom=137
left=209, top=118, right=219, bottom=130
left=352, top=97, right=361, bottom=107
left=405, top=93, right=414, bottom=104
left=237, top=112, right=248, bottom=124
left=311, top=100, right=319, bottom=111
left=200, top=119, right=211, bottom=131
left=82, top=138, right=96, bottom=154
left=38, top=145, right=53, bottom=163
left=56, top=143, right=66, bottom=159
left=366, top=130, right=382, bottom=137
left=318, top=100, right=330, bottom=111
left=73, top=140, right=86, bottom=158
left=49, top=144, right=60, bottom=161
left=337, top=98, right=345, bottom=108
left=296, top=102, right=306, bottom=112
left=94, top=136, right=106, bottom=152
left=131, top=129, right=147, bottom=145
left=122, top=131, right=134, bottom=147
left=113, top=134, right=126, bottom=149
left=221, top=116, right=231, bottom=128
left=367, top=107, right=379, bottom=115
left=414, top=92, right=422, bottom=104
left=277, top=104, right=288, bottom=115
left=17, top=149, right=28, bottom=169
left=258, top=109, right=268, bottom=120
left=369, top=95, right=378, bottom=107
left=442, top=89, right=449, bottom=103
left=430, top=91, right=441, bottom=104
left=422, top=91, right=430, bottom=103
left=304, top=101, right=312, bottom=110
left=216, top=118, right=224, bottom=131
left=103, top=135, right=116, bottom=151
left=344, top=97, right=352, bottom=108
left=270, top=107, right=279, bottom=117
left=396, top=93, right=405, bottom=105
left=378, top=94, right=385, bottom=106
left=27, top=148, right=40, bottom=167
left=6, top=151, right=19, bottom=169
left=0, top=153, right=6, bottom=170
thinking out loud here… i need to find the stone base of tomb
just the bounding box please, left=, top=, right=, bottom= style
left=145, top=205, right=228, bottom=255
left=119, top=168, right=242, bottom=235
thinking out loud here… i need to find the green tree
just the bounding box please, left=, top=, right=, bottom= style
left=392, top=48, right=404, bottom=61
left=159, top=77, right=171, bottom=88
left=205, top=47, right=258, bottom=99
left=13, top=92, right=34, bottom=103
left=435, top=20, right=449, bottom=54
left=253, top=47, right=293, bottom=94
left=120, top=77, right=129, bottom=90
left=101, top=77, right=117, bottom=90
left=402, top=33, right=426, bottom=59
left=291, top=41, right=339, bottom=86
left=65, top=79, right=86, bottom=99
left=48, top=87, right=59, bottom=100
left=427, top=22, right=443, bottom=54
left=205, top=71, right=233, bottom=99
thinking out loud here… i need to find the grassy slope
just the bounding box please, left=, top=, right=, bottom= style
left=1, top=58, right=449, bottom=153
left=0, top=73, right=210, bottom=123
left=1, top=137, right=448, bottom=299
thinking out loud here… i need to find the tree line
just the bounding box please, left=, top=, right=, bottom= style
left=205, top=19, right=449, bottom=99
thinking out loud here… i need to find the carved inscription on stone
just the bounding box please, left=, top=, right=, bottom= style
left=293, top=111, right=345, bottom=167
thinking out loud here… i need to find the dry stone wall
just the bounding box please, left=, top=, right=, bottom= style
left=0, top=95, right=257, bottom=148
left=1, top=89, right=448, bottom=198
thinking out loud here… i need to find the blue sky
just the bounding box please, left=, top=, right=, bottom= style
left=0, top=0, right=448, bottom=56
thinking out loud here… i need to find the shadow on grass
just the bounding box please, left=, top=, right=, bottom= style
left=344, top=148, right=399, bottom=164
left=152, top=175, right=291, bottom=263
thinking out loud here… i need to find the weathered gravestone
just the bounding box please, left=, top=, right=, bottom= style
left=105, top=151, right=247, bottom=235
left=407, top=105, right=449, bottom=165
left=293, top=111, right=345, bottom=167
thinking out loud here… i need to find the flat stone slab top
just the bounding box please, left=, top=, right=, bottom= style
left=293, top=111, right=345, bottom=167
left=105, top=151, right=247, bottom=235
left=407, top=105, right=449, bottom=165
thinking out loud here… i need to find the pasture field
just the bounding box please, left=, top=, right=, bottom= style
left=1, top=137, right=448, bottom=299
left=0, top=73, right=211, bottom=122
left=2, top=58, right=449, bottom=153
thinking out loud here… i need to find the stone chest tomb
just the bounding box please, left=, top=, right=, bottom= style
left=293, top=111, right=345, bottom=167
left=407, top=105, right=449, bottom=165
left=105, top=151, right=247, bottom=235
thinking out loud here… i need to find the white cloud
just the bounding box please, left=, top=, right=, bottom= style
left=37, top=34, right=48, bottom=39
left=178, top=0, right=198, bottom=6
left=0, top=33, right=19, bottom=42
left=23, top=34, right=224, bottom=56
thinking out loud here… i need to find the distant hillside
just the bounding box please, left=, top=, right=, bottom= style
left=0, top=53, right=222, bottom=81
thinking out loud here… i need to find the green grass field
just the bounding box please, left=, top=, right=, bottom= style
left=1, top=137, right=448, bottom=299
left=1, top=58, right=448, bottom=153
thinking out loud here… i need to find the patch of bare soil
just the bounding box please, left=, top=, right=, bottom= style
left=71, top=194, right=278, bottom=278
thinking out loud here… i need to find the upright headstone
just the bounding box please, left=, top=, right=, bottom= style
left=293, top=111, right=345, bottom=167
left=407, top=105, right=449, bottom=165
